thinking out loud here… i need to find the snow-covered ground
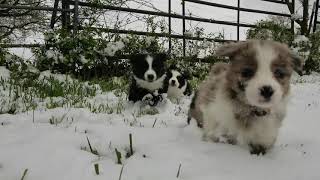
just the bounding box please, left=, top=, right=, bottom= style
left=1, top=70, right=320, bottom=180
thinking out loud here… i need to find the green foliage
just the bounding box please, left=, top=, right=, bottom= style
left=246, top=18, right=293, bottom=44
left=167, top=55, right=226, bottom=89
left=0, top=74, right=97, bottom=114
left=304, top=32, right=320, bottom=73
left=247, top=17, right=320, bottom=73
left=33, top=27, right=165, bottom=79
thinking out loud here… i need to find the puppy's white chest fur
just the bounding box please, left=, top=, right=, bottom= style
left=201, top=85, right=236, bottom=140
left=167, top=82, right=187, bottom=100
left=134, top=75, right=166, bottom=92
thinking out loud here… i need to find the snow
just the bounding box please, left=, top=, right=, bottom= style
left=103, top=41, right=125, bottom=57
left=293, top=35, right=309, bottom=44
left=291, top=13, right=303, bottom=21
left=1, top=70, right=320, bottom=179
left=0, top=66, right=10, bottom=80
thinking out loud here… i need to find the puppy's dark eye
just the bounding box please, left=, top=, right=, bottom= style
left=241, top=68, right=255, bottom=78
left=274, top=68, right=286, bottom=79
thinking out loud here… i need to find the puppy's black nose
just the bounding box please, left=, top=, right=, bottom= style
left=171, top=80, right=176, bottom=86
left=147, top=74, right=154, bottom=81
left=260, top=86, right=274, bottom=99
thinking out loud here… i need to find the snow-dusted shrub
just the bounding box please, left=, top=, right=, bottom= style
left=33, top=27, right=166, bottom=79
left=304, top=32, right=320, bottom=73
left=170, top=27, right=224, bottom=58
left=247, top=18, right=320, bottom=74
left=34, top=28, right=127, bottom=79
left=0, top=67, right=102, bottom=114
left=166, top=55, right=226, bottom=90
left=246, top=18, right=293, bottom=45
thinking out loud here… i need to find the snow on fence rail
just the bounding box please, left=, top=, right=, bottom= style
left=0, top=0, right=295, bottom=58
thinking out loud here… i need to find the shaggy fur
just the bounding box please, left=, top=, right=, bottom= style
left=188, top=40, right=303, bottom=155
left=128, top=53, right=167, bottom=105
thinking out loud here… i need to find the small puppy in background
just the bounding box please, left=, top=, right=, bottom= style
left=188, top=40, right=303, bottom=155
left=165, top=65, right=192, bottom=103
left=128, top=53, right=167, bottom=106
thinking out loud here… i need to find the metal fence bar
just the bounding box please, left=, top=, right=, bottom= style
left=168, top=0, right=172, bottom=55
left=261, top=0, right=287, bottom=4
left=0, top=4, right=72, bottom=12
left=314, top=0, right=320, bottom=32
left=62, top=0, right=71, bottom=29
left=50, top=0, right=60, bottom=28
left=73, top=0, right=79, bottom=34
left=0, top=0, right=294, bottom=50
left=83, top=27, right=234, bottom=42
left=291, top=0, right=295, bottom=36
left=237, top=0, right=240, bottom=41
left=182, top=0, right=186, bottom=57
left=308, top=2, right=316, bottom=35
left=184, top=0, right=291, bottom=17
left=0, top=44, right=48, bottom=48
left=68, top=1, right=255, bottom=28
left=0, top=26, right=236, bottom=48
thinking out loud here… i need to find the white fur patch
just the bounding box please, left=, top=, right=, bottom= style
left=134, top=74, right=166, bottom=92
left=202, top=80, right=237, bottom=142
left=144, top=55, right=157, bottom=81
left=167, top=83, right=187, bottom=100
left=167, top=70, right=187, bottom=100
left=245, top=43, right=283, bottom=108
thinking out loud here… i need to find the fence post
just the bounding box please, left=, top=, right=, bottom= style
left=182, top=0, right=186, bottom=57
left=168, top=0, right=172, bottom=55
left=290, top=0, right=295, bottom=36
left=62, top=0, right=71, bottom=31
left=50, top=0, right=60, bottom=29
left=308, top=2, right=316, bottom=35
left=314, top=0, right=319, bottom=32
left=73, top=0, right=79, bottom=34
left=237, top=0, right=240, bottom=41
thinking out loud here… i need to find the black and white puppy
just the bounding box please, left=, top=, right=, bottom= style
left=128, top=53, right=167, bottom=106
left=165, top=65, right=192, bottom=102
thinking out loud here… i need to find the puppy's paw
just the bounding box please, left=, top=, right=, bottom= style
left=220, top=134, right=237, bottom=145
left=142, top=93, right=153, bottom=102
left=249, top=143, right=267, bottom=155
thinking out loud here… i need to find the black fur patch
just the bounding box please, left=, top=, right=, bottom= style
left=165, top=66, right=192, bottom=96
left=130, top=53, right=166, bottom=81
left=249, top=143, right=267, bottom=155
left=238, top=81, right=245, bottom=91
left=128, top=53, right=167, bottom=103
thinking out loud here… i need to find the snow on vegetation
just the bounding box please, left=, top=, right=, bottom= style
left=0, top=66, right=10, bottom=80
left=103, top=41, right=125, bottom=57
left=1, top=66, right=320, bottom=180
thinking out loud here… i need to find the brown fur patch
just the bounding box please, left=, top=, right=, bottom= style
left=271, top=56, right=293, bottom=96
left=225, top=41, right=258, bottom=103
left=209, top=62, right=229, bottom=76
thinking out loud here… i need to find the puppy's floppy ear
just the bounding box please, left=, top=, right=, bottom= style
left=169, top=64, right=177, bottom=70
left=183, top=70, right=192, bottom=79
left=215, top=41, right=249, bottom=58
left=289, top=51, right=304, bottom=76
left=155, top=53, right=168, bottom=62
left=129, top=54, right=145, bottom=64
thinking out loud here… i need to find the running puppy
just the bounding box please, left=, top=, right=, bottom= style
left=188, top=40, right=303, bottom=155
left=165, top=65, right=192, bottom=102
left=128, top=53, right=167, bottom=106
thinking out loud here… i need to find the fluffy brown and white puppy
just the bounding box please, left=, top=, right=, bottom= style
left=188, top=40, right=303, bottom=155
